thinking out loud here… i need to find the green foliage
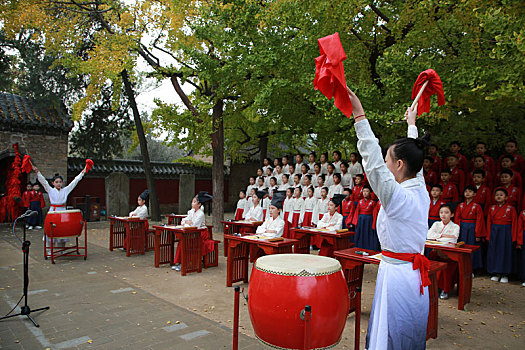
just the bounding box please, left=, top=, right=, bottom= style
left=173, top=156, right=212, bottom=168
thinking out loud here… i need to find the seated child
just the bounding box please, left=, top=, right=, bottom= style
left=129, top=190, right=149, bottom=219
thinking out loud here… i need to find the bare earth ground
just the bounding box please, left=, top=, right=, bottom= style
left=1, top=213, right=524, bottom=349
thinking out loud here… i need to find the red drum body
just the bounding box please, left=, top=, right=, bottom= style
left=44, top=209, right=84, bottom=238
left=248, top=254, right=349, bottom=349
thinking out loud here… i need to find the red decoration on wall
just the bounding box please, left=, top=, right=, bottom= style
left=4, top=144, right=23, bottom=221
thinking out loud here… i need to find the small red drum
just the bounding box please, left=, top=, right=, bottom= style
left=248, top=254, right=349, bottom=349
left=44, top=209, right=84, bottom=238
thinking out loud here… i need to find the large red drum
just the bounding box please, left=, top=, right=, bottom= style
left=248, top=254, right=349, bottom=349
left=44, top=209, right=84, bottom=238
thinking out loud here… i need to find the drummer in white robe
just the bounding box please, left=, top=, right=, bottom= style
left=256, top=191, right=286, bottom=238
left=129, top=190, right=149, bottom=219
left=33, top=163, right=86, bottom=247
left=348, top=88, right=430, bottom=350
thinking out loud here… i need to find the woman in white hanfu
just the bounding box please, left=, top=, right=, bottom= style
left=33, top=163, right=87, bottom=247
left=348, top=88, right=431, bottom=350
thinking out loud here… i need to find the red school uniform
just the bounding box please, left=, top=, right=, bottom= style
left=473, top=184, right=492, bottom=216
left=467, top=169, right=494, bottom=190
left=455, top=201, right=486, bottom=238
left=517, top=210, right=525, bottom=246
left=430, top=155, right=442, bottom=174
left=495, top=169, right=522, bottom=190
left=445, top=153, right=468, bottom=172
left=429, top=199, right=446, bottom=223
left=351, top=184, right=364, bottom=204
left=424, top=169, right=439, bottom=187
left=470, top=155, right=496, bottom=174
left=440, top=181, right=459, bottom=203
left=22, top=190, right=32, bottom=208
left=497, top=153, right=525, bottom=175
left=30, top=190, right=46, bottom=208
left=350, top=198, right=376, bottom=226
left=449, top=167, right=466, bottom=194
left=340, top=198, right=354, bottom=217
left=494, top=185, right=521, bottom=211
left=486, top=203, right=518, bottom=242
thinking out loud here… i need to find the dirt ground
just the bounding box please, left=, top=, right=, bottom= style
left=7, top=214, right=525, bottom=349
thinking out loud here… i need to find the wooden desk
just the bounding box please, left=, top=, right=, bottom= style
left=166, top=214, right=187, bottom=225
left=221, top=220, right=264, bottom=257
left=109, top=216, right=149, bottom=256
left=425, top=242, right=480, bottom=310
left=290, top=227, right=354, bottom=257
left=226, top=235, right=297, bottom=287
left=334, top=247, right=447, bottom=341
left=152, top=225, right=207, bottom=276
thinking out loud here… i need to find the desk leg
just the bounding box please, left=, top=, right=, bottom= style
left=427, top=272, right=439, bottom=339
left=227, top=242, right=249, bottom=287
left=443, top=251, right=471, bottom=310
left=224, top=236, right=230, bottom=257
left=109, top=220, right=114, bottom=251
left=154, top=230, right=160, bottom=268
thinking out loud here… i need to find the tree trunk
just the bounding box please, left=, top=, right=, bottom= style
left=259, top=135, right=268, bottom=167
left=121, top=69, right=161, bottom=221
left=211, top=99, right=224, bottom=233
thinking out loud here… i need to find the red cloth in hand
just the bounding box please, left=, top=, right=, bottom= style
left=21, top=155, right=32, bottom=173
left=411, top=69, right=445, bottom=116
left=85, top=159, right=94, bottom=173
left=313, top=32, right=353, bottom=118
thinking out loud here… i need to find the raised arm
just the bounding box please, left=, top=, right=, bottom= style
left=36, top=171, right=52, bottom=194
left=63, top=168, right=86, bottom=196
left=405, top=106, right=425, bottom=186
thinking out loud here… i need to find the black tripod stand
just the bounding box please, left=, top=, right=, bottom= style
left=0, top=212, right=50, bottom=327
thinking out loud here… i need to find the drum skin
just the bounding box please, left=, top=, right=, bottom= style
left=44, top=210, right=84, bottom=238
left=248, top=257, right=349, bottom=349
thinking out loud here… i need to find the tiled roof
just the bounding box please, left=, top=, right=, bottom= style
left=0, top=92, right=72, bottom=134
left=67, top=157, right=220, bottom=179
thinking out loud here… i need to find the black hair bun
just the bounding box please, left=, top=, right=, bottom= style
left=54, top=173, right=60, bottom=177
left=414, top=133, right=431, bottom=149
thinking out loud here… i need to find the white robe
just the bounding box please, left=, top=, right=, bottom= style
left=317, top=211, right=343, bottom=230
left=308, top=162, right=316, bottom=174
left=427, top=221, right=460, bottom=244
left=244, top=204, right=264, bottom=222
left=348, top=161, right=364, bottom=178
left=295, top=163, right=303, bottom=175
left=357, top=119, right=429, bottom=350
left=341, top=172, right=354, bottom=189
left=333, top=160, right=342, bottom=173
left=129, top=205, right=148, bottom=220
left=278, top=183, right=291, bottom=191
left=282, top=197, right=294, bottom=220
left=312, top=197, right=329, bottom=225
left=313, top=186, right=323, bottom=200
left=255, top=215, right=285, bottom=238
left=182, top=208, right=206, bottom=228
left=236, top=198, right=247, bottom=211
left=320, top=162, right=329, bottom=175
left=325, top=173, right=334, bottom=187
left=328, top=184, right=344, bottom=199
left=287, top=197, right=304, bottom=224
left=37, top=171, right=84, bottom=210
left=311, top=173, right=321, bottom=188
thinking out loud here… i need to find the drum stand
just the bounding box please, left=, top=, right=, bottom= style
left=0, top=218, right=50, bottom=327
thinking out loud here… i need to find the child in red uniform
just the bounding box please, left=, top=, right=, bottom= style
left=440, top=170, right=459, bottom=203
left=445, top=141, right=468, bottom=171
left=22, top=183, right=32, bottom=212
left=497, top=140, right=525, bottom=175
left=455, top=185, right=486, bottom=272
left=517, top=210, right=525, bottom=286
left=423, top=156, right=439, bottom=187
left=429, top=184, right=445, bottom=228
left=495, top=169, right=521, bottom=210
left=351, top=174, right=365, bottom=207
left=495, top=155, right=523, bottom=190
left=487, top=188, right=518, bottom=283
left=27, top=182, right=45, bottom=230
left=470, top=156, right=494, bottom=189
left=351, top=185, right=378, bottom=251
left=428, top=144, right=442, bottom=174
left=472, top=170, right=492, bottom=215
left=447, top=155, right=466, bottom=195
left=471, top=142, right=496, bottom=174
left=340, top=188, right=354, bottom=231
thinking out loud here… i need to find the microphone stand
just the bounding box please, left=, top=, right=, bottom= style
left=0, top=213, right=50, bottom=327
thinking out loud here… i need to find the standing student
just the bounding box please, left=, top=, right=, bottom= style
left=299, top=164, right=310, bottom=186
left=288, top=164, right=296, bottom=177
left=351, top=174, right=365, bottom=206
left=256, top=176, right=265, bottom=192
left=440, top=170, right=459, bottom=203
left=428, top=144, right=442, bottom=175
left=22, top=183, right=32, bottom=213
left=328, top=173, right=344, bottom=199
left=256, top=168, right=265, bottom=180
left=332, top=150, right=342, bottom=173
left=268, top=177, right=279, bottom=198
left=129, top=190, right=150, bottom=219
left=341, top=188, right=354, bottom=230
left=427, top=204, right=460, bottom=299
left=495, top=169, right=521, bottom=210
left=27, top=182, right=45, bottom=230
left=471, top=142, right=496, bottom=174
left=446, top=141, right=468, bottom=171
left=447, top=154, right=466, bottom=195
left=272, top=158, right=281, bottom=176
left=273, top=164, right=284, bottom=185
left=496, top=155, right=523, bottom=189
left=324, top=163, right=335, bottom=187
left=312, top=163, right=322, bottom=187
left=486, top=188, right=518, bottom=283
left=472, top=170, right=492, bottom=215
left=261, top=191, right=270, bottom=220
left=288, top=187, right=304, bottom=228
left=262, top=158, right=272, bottom=175
left=172, top=191, right=214, bottom=271
left=235, top=190, right=246, bottom=220
left=282, top=156, right=291, bottom=175
left=423, top=156, right=439, bottom=187
left=348, top=88, right=431, bottom=349
left=319, top=152, right=329, bottom=175
left=246, top=187, right=256, bottom=211
left=312, top=186, right=329, bottom=226
left=307, top=152, right=317, bottom=174
left=316, top=194, right=344, bottom=256
left=301, top=175, right=313, bottom=198
left=348, top=152, right=364, bottom=180
left=303, top=186, right=316, bottom=227
left=497, top=140, right=525, bottom=175
left=313, top=175, right=325, bottom=199
left=517, top=210, right=525, bottom=287
left=246, top=176, right=257, bottom=198
left=255, top=191, right=286, bottom=238
left=33, top=162, right=87, bottom=247
left=351, top=185, right=378, bottom=251
left=470, top=155, right=494, bottom=188
left=428, top=184, right=445, bottom=228
left=244, top=191, right=265, bottom=221
left=340, top=162, right=354, bottom=189
left=282, top=188, right=294, bottom=238
left=263, top=167, right=273, bottom=188
left=292, top=174, right=301, bottom=189
left=294, top=153, right=304, bottom=175
left=455, top=185, right=486, bottom=271
left=278, top=174, right=290, bottom=191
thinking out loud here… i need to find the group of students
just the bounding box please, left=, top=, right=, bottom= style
left=425, top=140, right=525, bottom=292
left=21, top=181, right=45, bottom=230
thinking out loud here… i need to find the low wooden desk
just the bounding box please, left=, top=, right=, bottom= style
left=425, top=242, right=480, bottom=310
left=152, top=225, right=207, bottom=276
left=109, top=216, right=150, bottom=256
left=334, top=247, right=446, bottom=341
left=290, top=227, right=354, bottom=256
left=166, top=214, right=187, bottom=225
left=221, top=220, right=264, bottom=256
left=226, top=235, right=297, bottom=287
